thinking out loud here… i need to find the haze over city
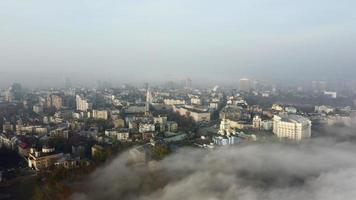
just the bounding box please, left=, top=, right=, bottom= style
left=1, top=1, right=356, bottom=200
left=1, top=0, right=356, bottom=87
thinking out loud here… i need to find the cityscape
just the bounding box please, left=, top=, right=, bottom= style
left=1, top=1, right=356, bottom=200
left=0, top=78, right=355, bottom=199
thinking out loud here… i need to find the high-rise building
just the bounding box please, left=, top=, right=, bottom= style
left=4, top=90, right=14, bottom=102
left=252, top=115, right=262, bottom=130
left=312, top=81, right=327, bottom=92
left=47, top=94, right=63, bottom=110
left=76, top=95, right=92, bottom=111
left=185, top=78, right=192, bottom=89
left=273, top=114, right=311, bottom=141
left=65, top=77, right=72, bottom=89
left=239, top=78, right=251, bottom=92
left=146, top=88, right=152, bottom=112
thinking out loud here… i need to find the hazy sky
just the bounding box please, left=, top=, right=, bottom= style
left=1, top=0, right=356, bottom=87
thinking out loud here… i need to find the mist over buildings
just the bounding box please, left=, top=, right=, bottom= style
left=70, top=122, right=356, bottom=200
left=1, top=0, right=356, bottom=88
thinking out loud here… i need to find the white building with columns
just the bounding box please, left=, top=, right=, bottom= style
left=273, top=114, right=311, bottom=141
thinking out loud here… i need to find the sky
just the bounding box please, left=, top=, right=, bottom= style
left=1, top=0, right=356, bottom=87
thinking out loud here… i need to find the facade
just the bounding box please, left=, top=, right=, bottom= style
left=105, top=129, right=130, bottom=141
left=125, top=105, right=146, bottom=114
left=129, top=145, right=151, bottom=164
left=49, top=94, right=63, bottom=110
left=285, top=107, right=297, bottom=114
left=252, top=115, right=262, bottom=130
left=91, top=110, right=108, bottom=120
left=315, top=105, right=334, bottom=114
left=166, top=121, right=178, bottom=132
left=33, top=104, right=44, bottom=114
left=272, top=104, right=284, bottom=112
left=76, top=95, right=92, bottom=111
left=209, top=102, right=219, bottom=110
left=163, top=98, right=186, bottom=105
left=239, top=78, right=251, bottom=92
left=324, top=91, right=337, bottom=99
left=173, top=105, right=211, bottom=122
left=214, top=119, right=256, bottom=146
left=28, top=147, right=65, bottom=171
left=91, top=145, right=104, bottom=157
left=273, top=114, right=312, bottom=141
left=190, top=97, right=202, bottom=105
left=139, top=123, right=156, bottom=133
left=262, top=120, right=273, bottom=131
left=2, top=122, right=14, bottom=133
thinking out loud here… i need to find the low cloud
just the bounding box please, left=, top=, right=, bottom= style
left=72, top=127, right=356, bottom=200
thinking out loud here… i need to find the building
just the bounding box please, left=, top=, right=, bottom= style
left=54, top=155, right=80, bottom=169
left=315, top=105, right=334, bottom=114
left=262, top=120, right=273, bottom=131
left=163, top=132, right=187, bottom=143
left=139, top=123, right=156, bottom=133
left=4, top=90, right=14, bottom=102
left=33, top=104, right=43, bottom=114
left=209, top=101, right=219, bottom=110
left=2, top=122, right=14, bottom=133
left=166, top=121, right=178, bottom=132
left=273, top=114, right=311, bottom=141
left=163, top=98, right=186, bottom=106
left=239, top=78, right=251, bottom=92
left=146, top=88, right=152, bottom=112
left=28, top=146, right=65, bottom=171
left=47, top=94, right=63, bottom=110
left=91, top=145, right=104, bottom=157
left=213, top=119, right=256, bottom=146
left=129, top=144, right=151, bottom=164
left=113, top=118, right=125, bottom=128
left=173, top=105, right=211, bottom=122
left=272, top=104, right=284, bottom=112
left=105, top=129, right=130, bottom=141
left=324, top=91, right=337, bottom=99
left=312, top=81, right=326, bottom=92
left=76, top=95, right=92, bottom=111
left=285, top=106, right=297, bottom=114
left=190, top=96, right=202, bottom=105
left=252, top=115, right=262, bottom=130
left=125, top=105, right=146, bottom=114
left=91, top=110, right=108, bottom=120
left=185, top=78, right=192, bottom=89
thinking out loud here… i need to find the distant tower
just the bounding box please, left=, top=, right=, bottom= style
left=65, top=77, right=72, bottom=89
left=185, top=78, right=192, bottom=89
left=239, top=78, right=251, bottom=92
left=146, top=88, right=152, bottom=113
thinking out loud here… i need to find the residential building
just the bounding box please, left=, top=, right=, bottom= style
left=76, top=95, right=92, bottom=111
left=28, top=146, right=65, bottom=171
left=173, top=105, right=211, bottom=122
left=91, top=110, right=108, bottom=120
left=105, top=129, right=130, bottom=141
left=239, top=78, right=251, bottom=92
left=273, top=114, right=311, bottom=141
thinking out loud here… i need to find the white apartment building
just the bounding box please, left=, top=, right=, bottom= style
left=273, top=114, right=311, bottom=141
left=139, top=123, right=156, bottom=133
left=76, top=95, right=92, bottom=111
left=173, top=105, right=211, bottom=122
left=91, top=110, right=108, bottom=120
left=163, top=98, right=186, bottom=105
left=105, top=129, right=130, bottom=141
left=190, top=97, right=202, bottom=105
